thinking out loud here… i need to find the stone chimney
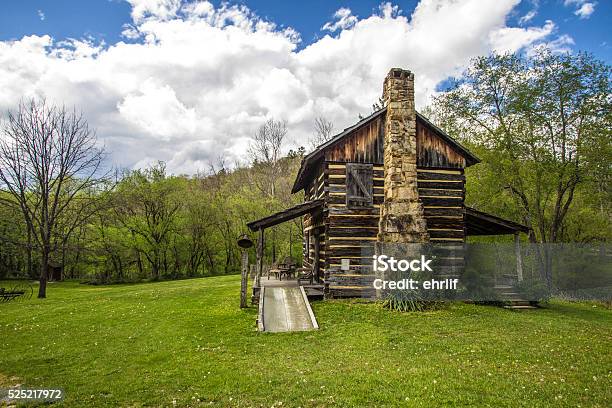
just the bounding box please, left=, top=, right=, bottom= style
left=377, top=68, right=429, bottom=243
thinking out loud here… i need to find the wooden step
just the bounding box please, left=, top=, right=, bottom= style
left=508, top=300, right=533, bottom=306
left=504, top=305, right=538, bottom=310
left=304, top=287, right=324, bottom=299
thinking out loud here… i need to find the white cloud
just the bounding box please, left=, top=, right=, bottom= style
left=118, top=78, right=199, bottom=140
left=529, top=34, right=575, bottom=55
left=519, top=10, right=537, bottom=25
left=322, top=8, right=358, bottom=32
left=127, top=0, right=181, bottom=23
left=121, top=23, right=140, bottom=39
left=37, top=10, right=45, bottom=21
left=489, top=20, right=556, bottom=53
left=0, top=0, right=571, bottom=174
left=564, top=0, right=596, bottom=19
left=575, top=2, right=596, bottom=19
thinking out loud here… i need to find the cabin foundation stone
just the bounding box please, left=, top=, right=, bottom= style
left=378, top=68, right=429, bottom=244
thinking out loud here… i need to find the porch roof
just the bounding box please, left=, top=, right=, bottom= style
left=465, top=207, right=529, bottom=236
left=247, top=199, right=324, bottom=231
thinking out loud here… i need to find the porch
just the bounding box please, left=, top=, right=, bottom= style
left=247, top=199, right=325, bottom=305
left=259, top=275, right=325, bottom=298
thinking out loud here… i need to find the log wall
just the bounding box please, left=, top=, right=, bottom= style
left=324, top=162, right=381, bottom=297
left=318, top=162, right=466, bottom=298
left=418, top=167, right=466, bottom=279
left=303, top=163, right=326, bottom=275
left=417, top=168, right=466, bottom=243
left=300, top=115, right=470, bottom=297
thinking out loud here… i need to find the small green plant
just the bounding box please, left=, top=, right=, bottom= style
left=382, top=290, right=442, bottom=312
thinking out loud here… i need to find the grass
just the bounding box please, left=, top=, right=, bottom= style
left=1, top=276, right=610, bottom=407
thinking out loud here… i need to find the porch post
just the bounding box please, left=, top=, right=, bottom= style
left=515, top=232, right=523, bottom=282
left=256, top=228, right=264, bottom=288
left=240, top=249, right=249, bottom=308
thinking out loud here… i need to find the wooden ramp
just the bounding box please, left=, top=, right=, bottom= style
left=258, top=285, right=318, bottom=333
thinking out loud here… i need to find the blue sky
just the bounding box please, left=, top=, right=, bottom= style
left=0, top=0, right=609, bottom=173
left=2, top=0, right=610, bottom=61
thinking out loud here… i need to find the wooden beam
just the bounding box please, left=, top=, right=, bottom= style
left=247, top=199, right=323, bottom=231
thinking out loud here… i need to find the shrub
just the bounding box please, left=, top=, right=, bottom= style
left=382, top=290, right=442, bottom=312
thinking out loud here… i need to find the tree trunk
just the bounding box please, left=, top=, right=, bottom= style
left=26, top=228, right=33, bottom=278
left=205, top=246, right=215, bottom=274
left=152, top=260, right=159, bottom=280
left=38, top=248, right=49, bottom=298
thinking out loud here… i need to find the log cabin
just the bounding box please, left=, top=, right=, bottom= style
left=247, top=68, right=528, bottom=299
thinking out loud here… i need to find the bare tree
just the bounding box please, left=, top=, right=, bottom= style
left=0, top=99, right=107, bottom=298
left=248, top=118, right=289, bottom=264
left=310, top=116, right=334, bottom=150
left=249, top=119, right=286, bottom=164
left=248, top=118, right=287, bottom=198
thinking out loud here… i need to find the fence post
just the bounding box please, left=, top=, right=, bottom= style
left=515, top=233, right=524, bottom=282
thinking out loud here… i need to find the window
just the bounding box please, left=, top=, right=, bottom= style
left=346, top=163, right=373, bottom=208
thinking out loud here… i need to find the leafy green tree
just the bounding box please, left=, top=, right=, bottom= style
left=113, top=163, right=181, bottom=280
left=431, top=49, right=611, bottom=287
left=433, top=50, right=611, bottom=243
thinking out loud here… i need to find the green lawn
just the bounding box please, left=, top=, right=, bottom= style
left=1, top=276, right=610, bottom=407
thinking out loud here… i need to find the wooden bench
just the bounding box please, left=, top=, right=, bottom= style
left=296, top=267, right=314, bottom=285
left=268, top=268, right=281, bottom=280
left=276, top=258, right=297, bottom=281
